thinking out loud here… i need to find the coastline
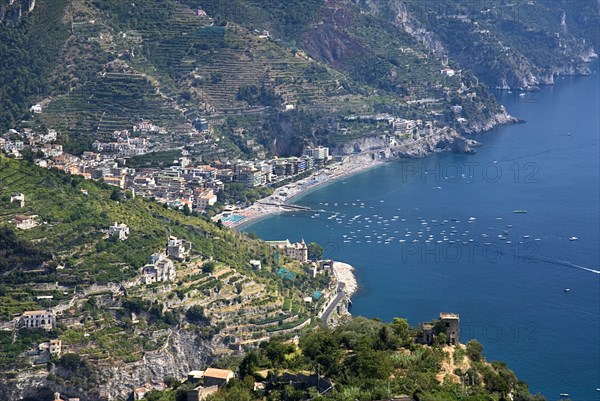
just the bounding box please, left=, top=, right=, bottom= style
left=332, top=261, right=358, bottom=298
left=229, top=157, right=386, bottom=231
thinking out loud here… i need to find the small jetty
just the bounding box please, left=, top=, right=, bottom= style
left=257, top=201, right=312, bottom=212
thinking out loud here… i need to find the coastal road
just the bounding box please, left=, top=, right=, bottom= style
left=321, top=284, right=346, bottom=326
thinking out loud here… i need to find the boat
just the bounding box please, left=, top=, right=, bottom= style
left=569, top=236, right=578, bottom=241
left=564, top=289, right=570, bottom=292
left=560, top=394, right=569, bottom=397
left=513, top=210, right=528, bottom=213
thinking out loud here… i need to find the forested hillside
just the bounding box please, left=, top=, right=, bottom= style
left=2, top=0, right=596, bottom=156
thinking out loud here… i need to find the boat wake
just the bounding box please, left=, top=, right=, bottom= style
left=537, top=256, right=600, bottom=274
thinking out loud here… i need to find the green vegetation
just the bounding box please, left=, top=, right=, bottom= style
left=0, top=155, right=332, bottom=375
left=0, top=0, right=70, bottom=131
left=126, top=150, right=182, bottom=168
left=0, top=225, right=51, bottom=272
left=307, top=242, right=323, bottom=261
left=218, top=183, right=273, bottom=207
left=403, top=0, right=598, bottom=88
left=146, top=316, right=545, bottom=401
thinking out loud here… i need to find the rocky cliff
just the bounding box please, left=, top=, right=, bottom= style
left=331, top=125, right=479, bottom=161
left=1, top=330, right=218, bottom=401
left=461, top=108, right=523, bottom=135
left=383, top=0, right=598, bottom=90
left=0, top=0, right=35, bottom=26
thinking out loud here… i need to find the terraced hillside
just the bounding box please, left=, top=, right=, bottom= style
left=2, top=0, right=597, bottom=157
left=0, top=155, right=330, bottom=369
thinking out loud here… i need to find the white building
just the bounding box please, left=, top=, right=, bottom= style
left=49, top=339, right=62, bottom=356
left=41, top=144, right=63, bottom=158
left=13, top=214, right=38, bottom=230
left=304, top=146, right=330, bottom=161
left=195, top=189, right=217, bottom=210
left=108, top=222, right=130, bottom=240
left=10, top=193, right=25, bottom=208
left=19, top=310, right=56, bottom=330
left=441, top=67, right=455, bottom=77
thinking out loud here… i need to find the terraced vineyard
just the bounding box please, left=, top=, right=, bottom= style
left=43, top=72, right=186, bottom=142
left=0, top=155, right=330, bottom=367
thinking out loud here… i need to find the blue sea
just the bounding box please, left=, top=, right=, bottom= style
left=243, top=63, right=600, bottom=400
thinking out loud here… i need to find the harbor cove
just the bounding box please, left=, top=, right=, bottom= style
left=243, top=63, right=600, bottom=400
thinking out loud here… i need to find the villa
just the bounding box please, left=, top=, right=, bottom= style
left=266, top=239, right=308, bottom=263
left=19, top=310, right=56, bottom=330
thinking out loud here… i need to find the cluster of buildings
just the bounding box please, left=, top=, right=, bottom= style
left=211, top=152, right=324, bottom=189
left=92, top=136, right=148, bottom=157
left=2, top=122, right=335, bottom=215
left=140, top=236, right=190, bottom=284
left=343, top=114, right=431, bottom=138
left=132, top=368, right=235, bottom=401
left=1, top=127, right=59, bottom=157
left=27, top=339, right=62, bottom=365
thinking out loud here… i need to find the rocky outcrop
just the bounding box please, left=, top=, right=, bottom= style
left=462, top=108, right=523, bottom=135
left=331, top=127, right=480, bottom=161
left=382, top=0, right=597, bottom=90
left=1, top=330, right=218, bottom=401
left=0, top=0, right=35, bottom=26
left=96, top=330, right=216, bottom=400
left=386, top=0, right=446, bottom=56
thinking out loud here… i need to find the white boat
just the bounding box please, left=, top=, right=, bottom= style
left=569, top=237, right=578, bottom=241
left=564, top=289, right=570, bottom=293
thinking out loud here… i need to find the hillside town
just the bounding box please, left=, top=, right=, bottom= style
left=1, top=119, right=341, bottom=214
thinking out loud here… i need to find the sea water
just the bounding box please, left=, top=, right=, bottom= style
left=244, top=62, right=600, bottom=400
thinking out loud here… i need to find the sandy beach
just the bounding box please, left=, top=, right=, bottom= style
left=220, top=157, right=385, bottom=229
left=332, top=261, right=358, bottom=298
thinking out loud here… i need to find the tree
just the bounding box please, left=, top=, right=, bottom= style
left=110, top=189, right=121, bottom=201
left=307, top=242, right=324, bottom=261
left=264, top=338, right=294, bottom=370
left=185, top=305, right=207, bottom=324
left=202, top=261, right=216, bottom=274
left=348, top=347, right=394, bottom=381
left=299, top=328, right=341, bottom=374
left=239, top=350, right=260, bottom=378
left=434, top=332, right=447, bottom=347
left=466, top=339, right=484, bottom=362
left=390, top=317, right=411, bottom=347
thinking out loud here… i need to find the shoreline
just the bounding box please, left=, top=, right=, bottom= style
left=226, top=157, right=387, bottom=231
left=332, top=261, right=358, bottom=298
